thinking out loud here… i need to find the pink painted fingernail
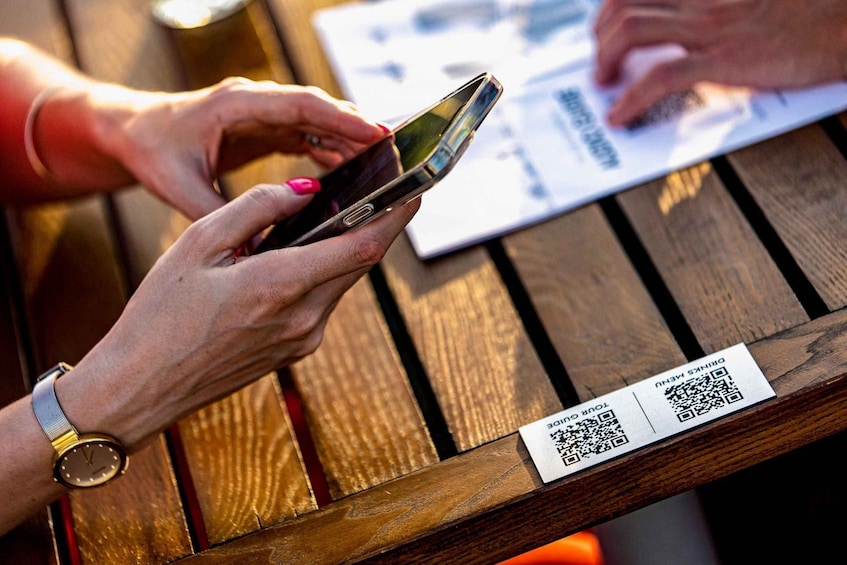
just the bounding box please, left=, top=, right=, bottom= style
left=377, top=122, right=392, bottom=134
left=286, top=177, right=321, bottom=195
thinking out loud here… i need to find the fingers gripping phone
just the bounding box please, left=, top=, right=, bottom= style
left=254, top=72, right=503, bottom=252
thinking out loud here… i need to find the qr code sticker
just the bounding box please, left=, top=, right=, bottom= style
left=550, top=410, right=629, bottom=467
left=664, top=367, right=744, bottom=423
left=625, top=90, right=706, bottom=132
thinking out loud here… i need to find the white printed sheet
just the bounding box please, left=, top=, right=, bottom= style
left=314, top=0, right=847, bottom=259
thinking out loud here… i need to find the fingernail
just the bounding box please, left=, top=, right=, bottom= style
left=286, top=177, right=321, bottom=195
left=377, top=122, right=392, bottom=134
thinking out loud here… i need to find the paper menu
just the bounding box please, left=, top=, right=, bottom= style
left=314, top=0, right=847, bottom=259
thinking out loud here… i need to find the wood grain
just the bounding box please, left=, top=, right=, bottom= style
left=382, top=236, right=561, bottom=451
left=269, top=1, right=544, bottom=472
left=177, top=377, right=314, bottom=544
left=66, top=0, right=318, bottom=549
left=292, top=276, right=439, bottom=499
left=617, top=162, right=808, bottom=352
left=504, top=203, right=686, bottom=399
left=727, top=124, right=847, bottom=310
left=7, top=0, right=847, bottom=562
left=220, top=0, right=445, bottom=502
left=1, top=0, right=192, bottom=562
left=0, top=208, right=55, bottom=563
left=144, top=0, right=431, bottom=529
left=264, top=0, right=344, bottom=97
left=176, top=306, right=847, bottom=564
left=266, top=0, right=561, bottom=453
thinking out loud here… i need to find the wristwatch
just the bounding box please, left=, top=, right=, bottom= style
left=31, top=363, right=128, bottom=488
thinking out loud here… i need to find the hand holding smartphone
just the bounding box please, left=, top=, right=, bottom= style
left=254, top=72, right=503, bottom=252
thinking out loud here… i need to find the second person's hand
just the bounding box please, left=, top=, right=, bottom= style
left=593, top=0, right=847, bottom=127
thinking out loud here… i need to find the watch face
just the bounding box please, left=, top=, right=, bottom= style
left=54, top=436, right=128, bottom=488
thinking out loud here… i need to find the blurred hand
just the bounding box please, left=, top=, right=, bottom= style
left=593, top=0, right=847, bottom=126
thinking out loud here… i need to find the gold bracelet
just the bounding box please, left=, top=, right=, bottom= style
left=23, top=86, right=65, bottom=187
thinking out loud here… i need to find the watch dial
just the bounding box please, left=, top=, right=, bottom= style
left=56, top=438, right=127, bottom=488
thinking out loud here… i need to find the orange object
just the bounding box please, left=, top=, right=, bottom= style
left=498, top=531, right=604, bottom=565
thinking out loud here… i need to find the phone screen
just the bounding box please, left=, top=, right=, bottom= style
left=256, top=74, right=500, bottom=251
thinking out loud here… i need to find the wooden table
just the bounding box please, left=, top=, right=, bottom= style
left=2, top=0, right=846, bottom=563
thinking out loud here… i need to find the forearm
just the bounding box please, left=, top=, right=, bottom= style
left=0, top=38, right=142, bottom=202
left=0, top=355, right=173, bottom=537
left=0, top=395, right=68, bottom=535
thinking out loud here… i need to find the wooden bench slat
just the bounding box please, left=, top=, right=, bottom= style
left=5, top=172, right=194, bottom=565
left=176, top=305, right=847, bottom=564
left=181, top=0, right=447, bottom=501
left=728, top=124, right=847, bottom=311
left=0, top=3, right=114, bottom=562
left=67, top=0, right=321, bottom=548
left=382, top=238, right=562, bottom=452
left=264, top=0, right=345, bottom=98
left=0, top=214, right=56, bottom=563
left=617, top=163, right=808, bottom=352
left=69, top=436, right=193, bottom=563
left=266, top=0, right=562, bottom=454
left=504, top=203, right=687, bottom=399
left=177, top=377, right=315, bottom=544
left=0, top=0, right=193, bottom=560
left=292, top=276, right=439, bottom=499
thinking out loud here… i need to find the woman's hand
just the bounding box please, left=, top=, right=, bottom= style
left=101, top=78, right=388, bottom=219
left=2, top=39, right=386, bottom=211
left=593, top=0, right=847, bottom=126
left=64, top=181, right=419, bottom=451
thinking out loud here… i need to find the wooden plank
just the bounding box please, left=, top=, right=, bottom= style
left=0, top=2, right=70, bottom=560
left=617, top=163, right=808, bottom=351
left=0, top=213, right=55, bottom=563
left=382, top=237, right=561, bottom=451
left=188, top=0, right=449, bottom=500
left=292, top=277, right=438, bottom=498
left=67, top=0, right=316, bottom=547
left=176, top=306, right=847, bottom=564
left=503, top=203, right=685, bottom=399
left=1, top=0, right=189, bottom=562
left=727, top=124, right=847, bottom=310
left=263, top=0, right=345, bottom=98
left=9, top=205, right=174, bottom=561
left=269, top=0, right=560, bottom=453
left=176, top=378, right=314, bottom=544
left=0, top=0, right=71, bottom=56
left=6, top=202, right=193, bottom=563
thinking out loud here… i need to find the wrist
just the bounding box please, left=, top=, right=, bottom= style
left=33, top=364, right=129, bottom=488
left=32, top=84, right=140, bottom=192
left=53, top=353, right=177, bottom=454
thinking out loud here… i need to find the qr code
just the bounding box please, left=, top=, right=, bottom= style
left=664, top=367, right=743, bottom=422
left=550, top=410, right=629, bottom=467
left=625, top=90, right=706, bottom=131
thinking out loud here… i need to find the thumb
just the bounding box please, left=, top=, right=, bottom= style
left=190, top=178, right=321, bottom=256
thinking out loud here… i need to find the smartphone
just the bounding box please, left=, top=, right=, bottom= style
left=254, top=72, right=503, bottom=251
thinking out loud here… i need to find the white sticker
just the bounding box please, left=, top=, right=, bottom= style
left=519, top=343, right=775, bottom=483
